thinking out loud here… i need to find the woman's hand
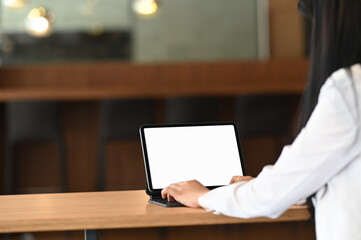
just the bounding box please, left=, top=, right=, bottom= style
left=229, top=176, right=253, bottom=184
left=161, top=180, right=210, bottom=208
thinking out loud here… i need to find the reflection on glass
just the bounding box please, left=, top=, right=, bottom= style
left=81, top=0, right=99, bottom=15
left=0, top=0, right=264, bottom=65
left=133, top=0, right=158, bottom=15
left=2, top=0, right=27, bottom=8
left=25, top=6, right=55, bottom=38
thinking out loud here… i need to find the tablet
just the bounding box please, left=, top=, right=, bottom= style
left=140, top=122, right=246, bottom=200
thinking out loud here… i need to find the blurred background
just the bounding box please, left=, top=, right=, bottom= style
left=0, top=0, right=312, bottom=239
left=0, top=0, right=288, bottom=65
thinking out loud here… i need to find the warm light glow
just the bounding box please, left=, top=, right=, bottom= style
left=2, top=0, right=27, bottom=8
left=133, top=0, right=158, bottom=15
left=31, top=17, right=49, bottom=33
left=25, top=7, right=54, bottom=38
left=47, top=11, right=56, bottom=23
left=37, top=6, right=47, bottom=17
left=28, top=8, right=41, bottom=20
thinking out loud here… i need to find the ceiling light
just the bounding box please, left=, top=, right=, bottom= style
left=2, top=0, right=27, bottom=8
left=25, top=7, right=55, bottom=38
left=133, top=0, right=158, bottom=16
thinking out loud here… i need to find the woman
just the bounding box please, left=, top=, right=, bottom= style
left=161, top=0, right=361, bottom=239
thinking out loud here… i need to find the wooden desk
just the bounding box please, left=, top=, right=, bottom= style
left=0, top=190, right=311, bottom=240
left=0, top=59, right=309, bottom=101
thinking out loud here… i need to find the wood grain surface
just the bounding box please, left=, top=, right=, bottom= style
left=0, top=190, right=311, bottom=234
left=0, top=59, right=309, bottom=101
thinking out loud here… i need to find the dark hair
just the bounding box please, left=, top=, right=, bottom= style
left=298, top=0, right=361, bottom=218
left=298, top=0, right=361, bottom=129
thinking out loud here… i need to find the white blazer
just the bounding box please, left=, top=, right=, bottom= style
left=198, top=64, right=361, bottom=240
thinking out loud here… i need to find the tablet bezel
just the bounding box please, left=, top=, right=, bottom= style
left=139, top=122, right=246, bottom=197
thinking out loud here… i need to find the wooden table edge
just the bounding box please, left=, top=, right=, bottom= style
left=0, top=206, right=311, bottom=234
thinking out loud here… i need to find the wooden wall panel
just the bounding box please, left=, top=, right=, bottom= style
left=0, top=61, right=307, bottom=193
left=62, top=102, right=99, bottom=192
left=17, top=144, right=61, bottom=193
left=106, top=140, right=145, bottom=191
left=0, top=60, right=308, bottom=101
left=0, top=61, right=309, bottom=240
left=0, top=99, right=299, bottom=194
left=269, top=0, right=306, bottom=59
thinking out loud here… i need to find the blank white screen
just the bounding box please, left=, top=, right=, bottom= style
left=144, top=125, right=243, bottom=189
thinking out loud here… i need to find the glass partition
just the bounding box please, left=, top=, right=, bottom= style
left=0, top=0, right=261, bottom=65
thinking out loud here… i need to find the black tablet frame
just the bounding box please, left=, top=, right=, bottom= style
left=139, top=122, right=246, bottom=198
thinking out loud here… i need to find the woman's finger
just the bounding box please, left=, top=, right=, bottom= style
left=161, top=185, right=180, bottom=201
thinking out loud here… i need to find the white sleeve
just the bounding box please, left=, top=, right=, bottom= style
left=198, top=75, right=359, bottom=219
